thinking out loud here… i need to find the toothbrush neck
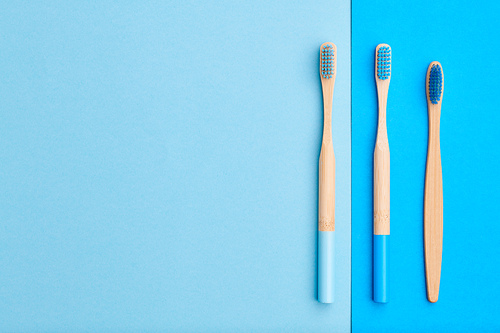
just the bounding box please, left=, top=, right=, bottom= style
left=377, top=94, right=388, bottom=131
left=322, top=83, right=334, bottom=145
left=323, top=103, right=332, bottom=144
left=428, top=105, right=441, bottom=133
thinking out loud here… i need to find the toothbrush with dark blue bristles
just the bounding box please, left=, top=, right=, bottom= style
left=373, top=44, right=391, bottom=303
left=424, top=61, right=444, bottom=303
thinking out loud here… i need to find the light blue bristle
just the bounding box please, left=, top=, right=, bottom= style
left=428, top=64, right=443, bottom=104
left=320, top=44, right=335, bottom=79
left=376, top=46, right=391, bottom=80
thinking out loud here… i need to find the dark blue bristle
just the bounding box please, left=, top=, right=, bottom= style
left=428, top=64, right=443, bottom=104
left=320, top=44, right=335, bottom=79
left=376, top=46, right=391, bottom=80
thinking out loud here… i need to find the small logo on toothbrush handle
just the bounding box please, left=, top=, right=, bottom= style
left=319, top=217, right=335, bottom=231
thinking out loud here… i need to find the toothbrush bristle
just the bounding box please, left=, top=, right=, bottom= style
left=321, top=44, right=335, bottom=79
left=377, top=46, right=391, bottom=80
left=428, top=64, right=443, bottom=104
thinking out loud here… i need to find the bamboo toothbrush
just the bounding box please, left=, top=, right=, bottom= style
left=373, top=44, right=391, bottom=303
left=318, top=42, right=336, bottom=304
left=424, top=61, right=444, bottom=303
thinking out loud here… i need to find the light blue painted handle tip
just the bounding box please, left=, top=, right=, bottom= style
left=318, top=231, right=335, bottom=303
left=374, top=234, right=389, bottom=303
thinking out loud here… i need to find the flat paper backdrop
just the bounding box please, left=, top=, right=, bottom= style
left=352, top=0, right=500, bottom=331
left=0, top=1, right=351, bottom=331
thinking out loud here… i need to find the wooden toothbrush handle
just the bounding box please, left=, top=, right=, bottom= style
left=424, top=117, right=443, bottom=303
left=319, top=141, right=335, bottom=232
left=373, top=139, right=390, bottom=303
left=318, top=138, right=335, bottom=303
left=374, top=142, right=390, bottom=235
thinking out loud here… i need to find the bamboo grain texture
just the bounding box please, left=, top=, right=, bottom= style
left=319, top=42, right=337, bottom=232
left=424, top=61, right=444, bottom=303
left=374, top=44, right=390, bottom=236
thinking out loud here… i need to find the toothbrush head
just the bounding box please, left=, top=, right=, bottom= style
left=376, top=44, right=391, bottom=81
left=320, top=43, right=336, bottom=80
left=427, top=62, right=443, bottom=105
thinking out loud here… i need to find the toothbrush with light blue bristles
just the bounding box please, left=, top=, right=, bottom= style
left=318, top=42, right=336, bottom=303
left=373, top=44, right=391, bottom=303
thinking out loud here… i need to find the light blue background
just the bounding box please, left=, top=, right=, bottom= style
left=352, top=0, right=500, bottom=331
left=0, top=1, right=351, bottom=331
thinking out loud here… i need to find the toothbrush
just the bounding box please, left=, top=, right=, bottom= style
left=424, top=61, right=444, bottom=303
left=318, top=42, right=336, bottom=303
left=373, top=44, right=391, bottom=303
